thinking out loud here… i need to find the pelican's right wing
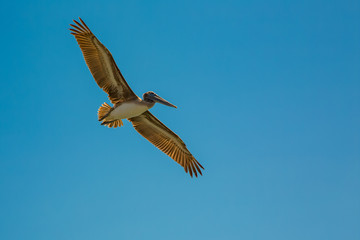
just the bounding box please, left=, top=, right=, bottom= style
left=129, top=111, right=204, bottom=177
left=70, top=18, right=137, bottom=103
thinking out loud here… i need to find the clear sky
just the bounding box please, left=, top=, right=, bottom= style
left=0, top=0, right=359, bottom=239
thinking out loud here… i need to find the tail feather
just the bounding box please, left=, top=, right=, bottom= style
left=98, top=102, right=123, bottom=128
left=98, top=102, right=112, bottom=121
left=101, top=119, right=123, bottom=128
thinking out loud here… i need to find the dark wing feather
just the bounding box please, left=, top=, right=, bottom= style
left=129, top=111, right=204, bottom=177
left=70, top=18, right=137, bottom=103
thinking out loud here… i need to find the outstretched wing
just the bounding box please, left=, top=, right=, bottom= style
left=129, top=111, right=204, bottom=177
left=70, top=18, right=137, bottom=103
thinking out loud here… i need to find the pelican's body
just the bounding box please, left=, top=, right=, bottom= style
left=106, top=98, right=152, bottom=121
left=70, top=18, right=204, bottom=177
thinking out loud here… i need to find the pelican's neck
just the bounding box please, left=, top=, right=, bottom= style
left=142, top=98, right=155, bottom=109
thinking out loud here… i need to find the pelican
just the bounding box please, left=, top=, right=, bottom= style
left=70, top=18, right=204, bottom=177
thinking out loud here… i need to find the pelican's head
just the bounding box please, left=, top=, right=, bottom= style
left=143, top=91, right=177, bottom=108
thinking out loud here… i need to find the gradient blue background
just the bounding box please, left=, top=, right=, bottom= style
left=0, top=0, right=359, bottom=239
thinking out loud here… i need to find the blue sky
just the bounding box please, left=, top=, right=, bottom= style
left=0, top=0, right=359, bottom=239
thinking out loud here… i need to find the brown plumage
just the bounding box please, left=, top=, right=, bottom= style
left=70, top=18, right=137, bottom=104
left=98, top=102, right=123, bottom=128
left=129, top=111, right=204, bottom=177
left=70, top=18, right=204, bottom=177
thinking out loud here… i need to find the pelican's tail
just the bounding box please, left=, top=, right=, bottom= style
left=101, top=119, right=123, bottom=128
left=98, top=102, right=112, bottom=121
left=98, top=102, right=123, bottom=128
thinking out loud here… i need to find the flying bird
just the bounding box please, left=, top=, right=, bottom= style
left=70, top=18, right=204, bottom=177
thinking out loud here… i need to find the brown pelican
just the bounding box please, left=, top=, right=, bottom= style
left=70, top=18, right=204, bottom=177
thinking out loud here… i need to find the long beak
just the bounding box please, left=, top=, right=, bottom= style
left=150, top=94, right=177, bottom=108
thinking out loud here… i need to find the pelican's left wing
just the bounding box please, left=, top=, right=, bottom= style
left=129, top=111, right=204, bottom=177
left=70, top=18, right=137, bottom=103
